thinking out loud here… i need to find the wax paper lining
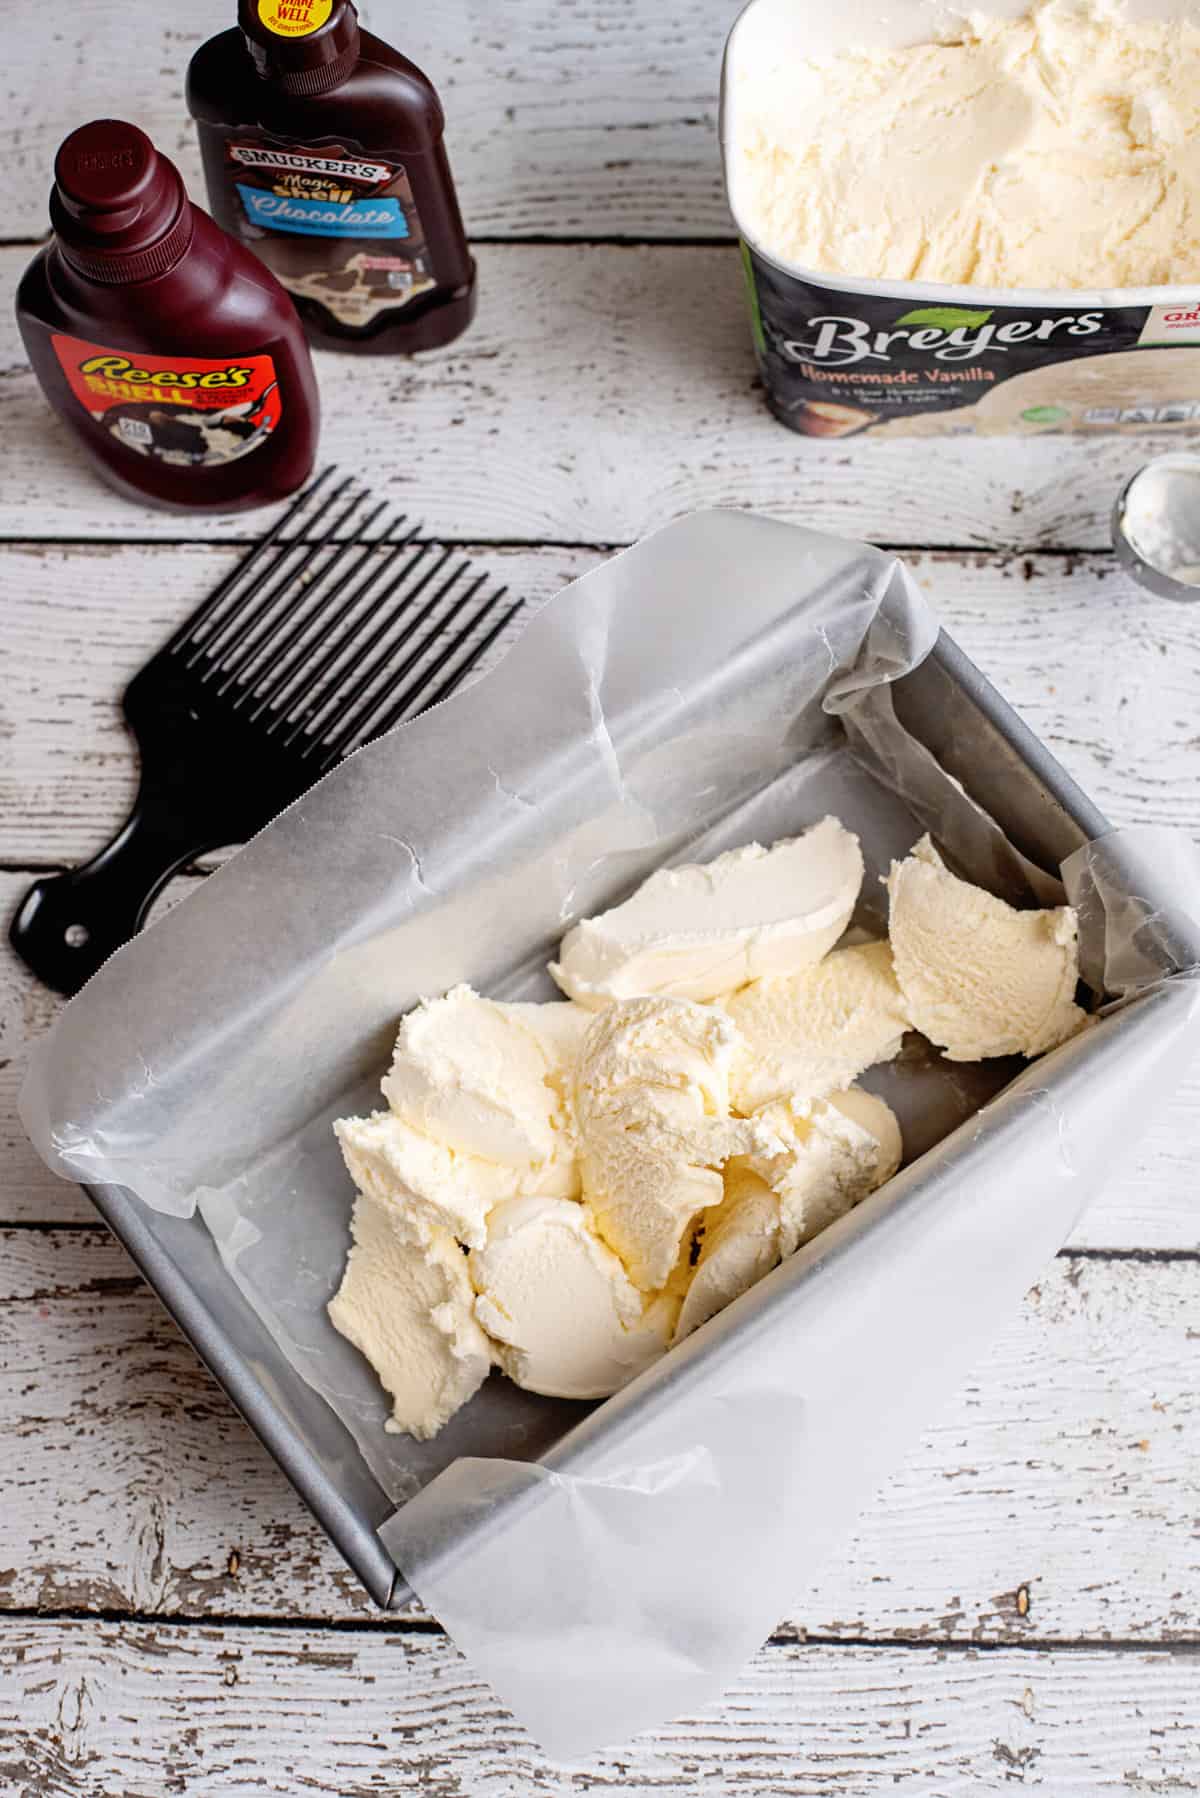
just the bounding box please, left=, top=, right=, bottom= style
left=20, top=510, right=1200, bottom=1756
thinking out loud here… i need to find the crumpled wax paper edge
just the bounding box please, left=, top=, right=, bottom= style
left=17, top=507, right=962, bottom=1510
left=19, top=511, right=934, bottom=1213
left=382, top=949, right=1200, bottom=1759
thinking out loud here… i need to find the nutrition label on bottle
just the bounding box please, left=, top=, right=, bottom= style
left=222, top=135, right=436, bottom=328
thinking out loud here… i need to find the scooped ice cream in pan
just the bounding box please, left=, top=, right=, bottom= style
left=328, top=817, right=1087, bottom=1438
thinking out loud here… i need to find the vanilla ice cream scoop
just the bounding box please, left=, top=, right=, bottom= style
left=335, top=1110, right=533, bottom=1250
left=329, top=812, right=1092, bottom=1440
left=549, top=818, right=863, bottom=1009
left=887, top=837, right=1086, bottom=1061
left=469, top=1196, right=672, bottom=1399
left=382, top=986, right=585, bottom=1186
left=745, top=1087, right=902, bottom=1257
left=726, top=939, right=910, bottom=1110
left=573, top=995, right=777, bottom=1290
left=673, top=1164, right=782, bottom=1344
left=830, top=1086, right=903, bottom=1181
left=328, top=1194, right=492, bottom=1440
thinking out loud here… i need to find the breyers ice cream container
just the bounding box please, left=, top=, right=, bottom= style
left=721, top=0, right=1200, bottom=439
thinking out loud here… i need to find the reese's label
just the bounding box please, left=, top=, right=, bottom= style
left=51, top=334, right=282, bottom=467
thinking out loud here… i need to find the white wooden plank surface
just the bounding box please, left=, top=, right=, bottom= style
left=0, top=540, right=595, bottom=868
left=0, top=245, right=1169, bottom=548
left=2, top=1617, right=1197, bottom=1795
left=8, top=543, right=1198, bottom=864
left=0, top=892, right=81, bottom=1224
left=0, top=1231, right=1197, bottom=1640
left=2, top=0, right=730, bottom=244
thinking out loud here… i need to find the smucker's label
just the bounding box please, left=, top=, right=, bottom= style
left=222, top=134, right=436, bottom=329
left=51, top=334, right=282, bottom=467
left=740, top=243, right=1200, bottom=438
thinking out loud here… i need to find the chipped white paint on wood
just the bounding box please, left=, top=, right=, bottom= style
left=0, top=245, right=1166, bottom=547
left=1, top=1617, right=1198, bottom=1794
left=6, top=543, right=1200, bottom=867
left=0, top=886, right=87, bottom=1224
left=0, top=1230, right=1196, bottom=1641
left=2, top=0, right=731, bottom=243
left=1, top=540, right=598, bottom=866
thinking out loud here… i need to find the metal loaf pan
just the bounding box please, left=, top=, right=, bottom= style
left=80, top=621, right=1122, bottom=1611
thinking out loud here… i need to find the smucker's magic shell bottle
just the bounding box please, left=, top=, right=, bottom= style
left=17, top=120, right=319, bottom=512
left=187, top=0, right=476, bottom=355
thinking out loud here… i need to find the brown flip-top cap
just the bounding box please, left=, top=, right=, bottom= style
left=51, top=120, right=193, bottom=284
left=239, top=0, right=360, bottom=94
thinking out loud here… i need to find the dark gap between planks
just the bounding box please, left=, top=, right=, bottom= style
left=1, top=1604, right=1198, bottom=1654
left=0, top=537, right=1112, bottom=557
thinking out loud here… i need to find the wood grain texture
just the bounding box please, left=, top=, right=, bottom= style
left=2, top=0, right=730, bottom=244
left=2, top=1616, right=1198, bottom=1794
left=0, top=245, right=1169, bottom=547
left=0, top=541, right=595, bottom=867
left=0, top=878, right=82, bottom=1222
left=8, top=544, right=1199, bottom=861
left=1, top=1230, right=1196, bottom=1642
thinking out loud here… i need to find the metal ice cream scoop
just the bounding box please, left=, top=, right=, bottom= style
left=1113, top=452, right=1200, bottom=602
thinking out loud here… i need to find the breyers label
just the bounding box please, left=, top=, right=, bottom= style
left=222, top=135, right=435, bottom=328
left=51, top=334, right=282, bottom=467
left=784, top=308, right=1105, bottom=368
left=741, top=245, right=1200, bottom=438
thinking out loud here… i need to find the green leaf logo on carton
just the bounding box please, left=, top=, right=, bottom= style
left=739, top=240, right=767, bottom=357
left=896, top=306, right=994, bottom=330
